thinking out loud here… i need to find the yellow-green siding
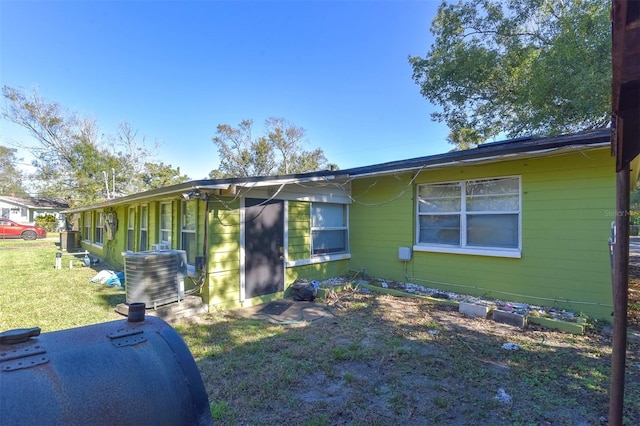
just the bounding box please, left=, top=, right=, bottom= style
left=288, top=201, right=311, bottom=261
left=285, top=200, right=349, bottom=286
left=72, top=145, right=617, bottom=318
left=205, top=202, right=241, bottom=306
left=349, top=147, right=615, bottom=319
left=78, top=198, right=207, bottom=279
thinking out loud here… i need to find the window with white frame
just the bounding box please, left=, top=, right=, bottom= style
left=95, top=212, right=104, bottom=245
left=181, top=201, right=197, bottom=264
left=139, top=205, right=148, bottom=251
left=83, top=212, right=92, bottom=241
left=127, top=207, right=135, bottom=252
left=311, top=203, right=348, bottom=255
left=417, top=177, right=520, bottom=253
left=159, top=202, right=172, bottom=245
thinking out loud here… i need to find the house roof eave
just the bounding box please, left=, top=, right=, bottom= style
left=61, top=182, right=232, bottom=214
left=61, top=128, right=611, bottom=214
left=0, top=196, right=70, bottom=210
left=60, top=174, right=349, bottom=214
left=343, top=142, right=611, bottom=179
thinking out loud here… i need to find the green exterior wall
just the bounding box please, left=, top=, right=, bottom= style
left=285, top=260, right=350, bottom=283
left=77, top=199, right=207, bottom=288
left=284, top=200, right=349, bottom=288
left=71, top=145, right=618, bottom=319
left=204, top=199, right=349, bottom=309
left=205, top=201, right=242, bottom=307
left=349, top=147, right=615, bottom=319
left=288, top=201, right=311, bottom=261
left=75, top=195, right=350, bottom=310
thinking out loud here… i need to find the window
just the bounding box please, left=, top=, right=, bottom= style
left=83, top=212, right=92, bottom=241
left=311, top=203, right=348, bottom=255
left=127, top=208, right=135, bottom=251
left=417, top=177, right=520, bottom=256
left=95, top=212, right=104, bottom=245
left=139, top=205, right=148, bottom=251
left=181, top=201, right=197, bottom=264
left=159, top=202, right=172, bottom=245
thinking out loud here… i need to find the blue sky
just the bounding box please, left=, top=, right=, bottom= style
left=1, top=0, right=451, bottom=180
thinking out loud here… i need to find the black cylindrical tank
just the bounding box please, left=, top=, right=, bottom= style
left=0, top=315, right=212, bottom=426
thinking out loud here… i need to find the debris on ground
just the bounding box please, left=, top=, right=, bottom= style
left=335, top=277, right=586, bottom=323
left=89, top=270, right=124, bottom=287
left=502, top=342, right=520, bottom=351
left=495, top=388, right=512, bottom=405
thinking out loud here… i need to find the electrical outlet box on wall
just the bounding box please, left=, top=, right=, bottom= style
left=398, top=247, right=412, bottom=261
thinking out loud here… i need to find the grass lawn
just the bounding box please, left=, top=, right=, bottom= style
left=2, top=238, right=639, bottom=425
left=0, top=237, right=124, bottom=331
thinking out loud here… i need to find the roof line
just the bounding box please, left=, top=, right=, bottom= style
left=62, top=128, right=610, bottom=213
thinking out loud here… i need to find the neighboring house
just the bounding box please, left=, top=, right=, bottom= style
left=0, top=196, right=70, bottom=229
left=62, top=129, right=639, bottom=319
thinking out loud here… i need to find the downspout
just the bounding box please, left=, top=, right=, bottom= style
left=202, top=198, right=209, bottom=289
left=202, top=198, right=208, bottom=270
left=184, top=198, right=208, bottom=298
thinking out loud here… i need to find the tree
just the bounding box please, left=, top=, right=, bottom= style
left=112, top=121, right=161, bottom=195
left=409, top=0, right=611, bottom=148
left=140, top=162, right=190, bottom=190
left=0, top=145, right=28, bottom=196
left=211, top=118, right=328, bottom=178
left=264, top=117, right=328, bottom=175
left=2, top=86, right=186, bottom=204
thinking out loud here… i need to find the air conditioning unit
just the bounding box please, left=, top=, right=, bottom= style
left=151, top=242, right=171, bottom=251
left=123, top=250, right=187, bottom=308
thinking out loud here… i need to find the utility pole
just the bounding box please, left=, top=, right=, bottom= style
left=103, top=171, right=110, bottom=199
left=609, top=1, right=640, bottom=424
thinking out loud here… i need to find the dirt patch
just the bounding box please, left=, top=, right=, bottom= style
left=178, top=284, right=640, bottom=425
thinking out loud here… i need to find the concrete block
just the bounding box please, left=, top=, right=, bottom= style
left=527, top=316, right=585, bottom=335
left=492, top=309, right=527, bottom=328
left=459, top=302, right=492, bottom=318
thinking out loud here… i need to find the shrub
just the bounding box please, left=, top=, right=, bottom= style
left=35, top=214, right=58, bottom=232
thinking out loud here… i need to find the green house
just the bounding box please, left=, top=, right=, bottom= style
left=63, top=129, right=638, bottom=319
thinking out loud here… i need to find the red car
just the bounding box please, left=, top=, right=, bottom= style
left=0, top=218, right=48, bottom=240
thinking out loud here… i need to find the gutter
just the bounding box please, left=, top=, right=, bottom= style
left=61, top=174, right=347, bottom=214
left=61, top=131, right=611, bottom=213
left=345, top=143, right=610, bottom=179
left=62, top=183, right=231, bottom=214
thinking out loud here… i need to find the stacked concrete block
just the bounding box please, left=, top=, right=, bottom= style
left=459, top=302, right=493, bottom=319
left=492, top=308, right=527, bottom=328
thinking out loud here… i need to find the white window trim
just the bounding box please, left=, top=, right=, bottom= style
left=159, top=202, right=172, bottom=245
left=310, top=203, right=350, bottom=257
left=126, top=207, right=135, bottom=252
left=415, top=176, right=522, bottom=258
left=139, top=205, right=148, bottom=251
left=94, top=212, right=104, bottom=246
left=413, top=244, right=521, bottom=258
left=181, top=200, right=197, bottom=266
left=83, top=212, right=92, bottom=242
left=286, top=253, right=352, bottom=267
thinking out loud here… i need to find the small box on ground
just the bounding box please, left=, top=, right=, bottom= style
left=492, top=309, right=527, bottom=328
left=459, top=302, right=492, bottom=318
